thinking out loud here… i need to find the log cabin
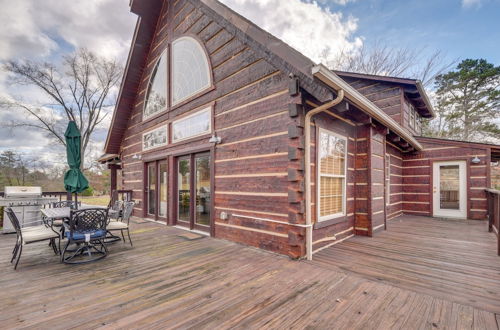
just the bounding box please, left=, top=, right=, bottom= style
left=99, top=0, right=500, bottom=260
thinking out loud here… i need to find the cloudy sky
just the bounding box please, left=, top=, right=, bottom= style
left=0, top=0, right=498, bottom=166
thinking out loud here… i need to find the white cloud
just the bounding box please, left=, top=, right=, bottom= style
left=0, top=0, right=364, bottom=168
left=220, top=0, right=363, bottom=65
left=0, top=0, right=136, bottom=167
left=462, top=0, right=482, bottom=8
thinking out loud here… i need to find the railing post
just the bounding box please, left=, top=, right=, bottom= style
left=488, top=192, right=493, bottom=232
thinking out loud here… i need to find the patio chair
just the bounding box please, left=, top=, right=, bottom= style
left=107, top=201, right=135, bottom=247
left=51, top=200, right=79, bottom=227
left=6, top=208, right=60, bottom=270
left=110, top=200, right=123, bottom=220
left=61, top=208, right=109, bottom=264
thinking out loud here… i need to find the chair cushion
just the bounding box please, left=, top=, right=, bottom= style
left=22, top=227, right=59, bottom=243
left=107, top=221, right=129, bottom=230
left=52, top=219, right=63, bottom=226
left=65, top=229, right=106, bottom=241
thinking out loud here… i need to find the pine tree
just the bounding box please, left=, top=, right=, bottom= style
left=432, top=59, right=500, bottom=142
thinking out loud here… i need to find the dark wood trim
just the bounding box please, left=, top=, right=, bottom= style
left=189, top=153, right=196, bottom=230
left=210, top=146, right=216, bottom=237
left=367, top=125, right=373, bottom=236
left=141, top=141, right=213, bottom=162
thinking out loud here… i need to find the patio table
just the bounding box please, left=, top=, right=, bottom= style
left=41, top=206, right=118, bottom=225
left=41, top=206, right=120, bottom=243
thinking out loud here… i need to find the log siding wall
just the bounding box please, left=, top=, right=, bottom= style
left=119, top=0, right=304, bottom=257
left=404, top=138, right=490, bottom=220
left=114, top=0, right=494, bottom=260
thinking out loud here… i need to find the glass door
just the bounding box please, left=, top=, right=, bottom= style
left=195, top=154, right=211, bottom=229
left=432, top=161, right=467, bottom=218
left=177, top=157, right=191, bottom=228
left=147, top=163, right=156, bottom=217
left=158, top=161, right=168, bottom=219
left=145, top=160, right=168, bottom=222
left=176, top=152, right=211, bottom=232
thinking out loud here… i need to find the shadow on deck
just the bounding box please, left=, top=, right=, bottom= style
left=0, top=216, right=499, bottom=328
left=312, top=215, right=500, bottom=316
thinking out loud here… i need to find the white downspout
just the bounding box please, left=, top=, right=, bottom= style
left=305, top=89, right=344, bottom=260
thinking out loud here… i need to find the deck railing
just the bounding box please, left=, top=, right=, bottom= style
left=485, top=188, right=500, bottom=256
left=109, top=190, right=133, bottom=206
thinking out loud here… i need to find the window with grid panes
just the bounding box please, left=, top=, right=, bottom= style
left=317, top=128, right=347, bottom=221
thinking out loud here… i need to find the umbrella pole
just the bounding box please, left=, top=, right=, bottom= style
left=74, top=193, right=78, bottom=209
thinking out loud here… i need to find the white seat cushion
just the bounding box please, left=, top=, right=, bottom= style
left=52, top=219, right=63, bottom=226
left=22, top=227, right=59, bottom=244
left=107, top=221, right=129, bottom=230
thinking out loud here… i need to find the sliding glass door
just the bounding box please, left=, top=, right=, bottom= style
left=176, top=152, right=211, bottom=232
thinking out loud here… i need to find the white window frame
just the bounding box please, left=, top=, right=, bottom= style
left=171, top=36, right=212, bottom=106
left=317, top=128, right=347, bottom=222
left=171, top=107, right=212, bottom=143
left=142, top=125, right=168, bottom=151
left=143, top=49, right=168, bottom=121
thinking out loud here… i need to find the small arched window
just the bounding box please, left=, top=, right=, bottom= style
left=144, top=51, right=168, bottom=119
left=172, top=36, right=212, bottom=105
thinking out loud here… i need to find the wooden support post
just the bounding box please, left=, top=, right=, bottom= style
left=109, top=164, right=119, bottom=199
left=488, top=192, right=493, bottom=233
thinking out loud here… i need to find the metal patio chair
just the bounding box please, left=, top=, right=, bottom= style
left=61, top=208, right=108, bottom=264
left=6, top=208, right=60, bottom=270
left=107, top=201, right=135, bottom=247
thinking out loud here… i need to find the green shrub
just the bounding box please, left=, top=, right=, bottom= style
left=81, top=187, right=94, bottom=196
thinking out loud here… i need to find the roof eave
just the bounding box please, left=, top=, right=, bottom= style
left=103, top=17, right=141, bottom=154
left=313, top=64, right=423, bottom=151
left=415, top=80, right=436, bottom=119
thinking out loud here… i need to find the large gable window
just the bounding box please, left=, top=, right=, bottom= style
left=144, top=51, right=168, bottom=119
left=172, top=107, right=211, bottom=143
left=317, top=129, right=347, bottom=221
left=172, top=37, right=212, bottom=105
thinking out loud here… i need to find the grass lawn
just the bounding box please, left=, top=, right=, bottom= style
left=79, top=195, right=110, bottom=206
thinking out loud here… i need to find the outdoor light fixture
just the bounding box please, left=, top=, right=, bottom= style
left=209, top=134, right=222, bottom=144
left=471, top=156, right=481, bottom=164
left=132, top=154, right=142, bottom=160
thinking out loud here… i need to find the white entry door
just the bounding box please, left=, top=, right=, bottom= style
left=432, top=161, right=467, bottom=218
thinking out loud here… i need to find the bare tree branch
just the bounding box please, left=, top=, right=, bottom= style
left=2, top=48, right=123, bottom=168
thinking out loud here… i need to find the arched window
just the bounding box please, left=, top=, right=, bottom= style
left=172, top=37, right=212, bottom=105
left=144, top=51, right=168, bottom=119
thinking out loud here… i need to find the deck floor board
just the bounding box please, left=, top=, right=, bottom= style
left=312, top=215, right=500, bottom=316
left=0, top=215, right=499, bottom=329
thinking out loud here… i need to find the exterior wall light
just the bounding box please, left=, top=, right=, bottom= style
left=132, top=154, right=142, bottom=160
left=471, top=156, right=481, bottom=164
left=209, top=134, right=222, bottom=144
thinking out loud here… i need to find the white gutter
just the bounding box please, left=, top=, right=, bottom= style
left=312, top=64, right=423, bottom=151
left=304, top=90, right=345, bottom=260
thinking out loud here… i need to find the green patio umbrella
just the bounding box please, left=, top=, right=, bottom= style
left=63, top=121, right=89, bottom=201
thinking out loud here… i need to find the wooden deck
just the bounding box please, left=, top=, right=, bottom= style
left=1, top=216, right=499, bottom=329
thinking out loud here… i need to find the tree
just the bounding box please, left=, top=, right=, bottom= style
left=0, top=150, right=41, bottom=188
left=1, top=48, right=123, bottom=168
left=430, top=59, right=500, bottom=142
left=329, top=40, right=455, bottom=87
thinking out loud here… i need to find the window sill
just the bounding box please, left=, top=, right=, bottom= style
left=142, top=109, right=169, bottom=125
left=314, top=215, right=348, bottom=229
